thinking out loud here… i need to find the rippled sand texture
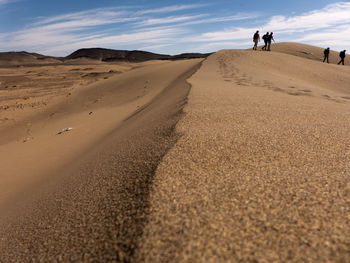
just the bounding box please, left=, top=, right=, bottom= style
left=137, top=49, right=350, bottom=262
left=0, top=59, right=202, bottom=262
left=1, top=43, right=350, bottom=262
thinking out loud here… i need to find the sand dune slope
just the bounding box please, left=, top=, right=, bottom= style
left=1, top=43, right=350, bottom=262
left=0, top=59, right=201, bottom=205
left=137, top=49, right=350, bottom=262
left=0, top=59, right=202, bottom=262
left=268, top=42, right=349, bottom=65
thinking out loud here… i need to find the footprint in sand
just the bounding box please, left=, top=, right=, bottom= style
left=236, top=81, right=249, bottom=86
left=287, top=91, right=308, bottom=96
left=300, top=89, right=312, bottom=93
left=322, top=94, right=342, bottom=103
left=0, top=117, right=9, bottom=123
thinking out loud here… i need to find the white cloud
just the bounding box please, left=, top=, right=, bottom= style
left=0, top=0, right=13, bottom=5
left=39, top=27, right=185, bottom=55
left=1, top=2, right=350, bottom=55
left=174, top=2, right=350, bottom=51
left=136, top=4, right=209, bottom=15
left=136, top=14, right=206, bottom=27
left=295, top=25, right=350, bottom=50
left=31, top=9, right=138, bottom=32
left=139, top=43, right=174, bottom=51
left=265, top=2, right=350, bottom=33
left=0, top=0, right=23, bottom=6
left=0, top=3, right=228, bottom=55
left=190, top=13, right=259, bottom=24
left=182, top=27, right=254, bottom=42
left=34, top=9, right=129, bottom=26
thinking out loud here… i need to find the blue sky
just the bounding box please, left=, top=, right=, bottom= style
left=0, top=0, right=349, bottom=56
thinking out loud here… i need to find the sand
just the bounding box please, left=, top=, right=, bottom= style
left=269, top=42, right=350, bottom=66
left=136, top=47, right=350, bottom=262
left=0, top=43, right=350, bottom=262
left=0, top=59, right=200, bottom=205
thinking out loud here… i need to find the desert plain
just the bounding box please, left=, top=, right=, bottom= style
left=0, top=43, right=349, bottom=262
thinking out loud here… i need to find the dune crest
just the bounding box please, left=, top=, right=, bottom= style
left=0, top=59, right=202, bottom=206
left=1, top=42, right=350, bottom=261
left=269, top=42, right=349, bottom=65
left=137, top=47, right=350, bottom=262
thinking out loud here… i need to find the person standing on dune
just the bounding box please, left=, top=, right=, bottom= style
left=267, top=32, right=275, bottom=51
left=261, top=32, right=269, bottom=50
left=253, top=30, right=260, bottom=50
left=338, top=50, right=346, bottom=65
left=323, top=47, right=330, bottom=63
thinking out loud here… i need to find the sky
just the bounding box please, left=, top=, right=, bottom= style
left=0, top=0, right=349, bottom=56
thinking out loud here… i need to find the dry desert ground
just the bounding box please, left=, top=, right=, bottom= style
left=0, top=43, right=350, bottom=262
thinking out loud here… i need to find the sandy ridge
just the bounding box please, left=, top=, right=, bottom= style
left=1, top=42, right=350, bottom=262
left=0, top=59, right=200, bottom=205
left=0, top=60, right=202, bottom=262
left=136, top=50, right=350, bottom=262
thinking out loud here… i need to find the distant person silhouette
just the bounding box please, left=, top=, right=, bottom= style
left=261, top=32, right=269, bottom=50
left=253, top=30, right=260, bottom=50
left=323, top=47, right=330, bottom=63
left=267, top=32, right=275, bottom=51
left=338, top=50, right=346, bottom=65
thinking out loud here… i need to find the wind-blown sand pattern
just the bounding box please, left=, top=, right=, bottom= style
left=137, top=49, right=350, bottom=262
left=0, top=43, right=350, bottom=262
left=0, top=58, right=202, bottom=262
left=0, top=59, right=199, bottom=205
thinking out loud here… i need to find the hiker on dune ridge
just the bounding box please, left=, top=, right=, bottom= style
left=266, top=32, right=275, bottom=51
left=323, top=47, right=330, bottom=63
left=261, top=32, right=269, bottom=50
left=253, top=30, right=260, bottom=51
left=338, top=50, right=346, bottom=65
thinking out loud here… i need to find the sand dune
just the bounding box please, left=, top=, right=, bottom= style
left=0, top=43, right=350, bottom=262
left=0, top=59, right=201, bottom=204
left=269, top=42, right=350, bottom=65
left=231, top=46, right=350, bottom=97
left=137, top=47, right=350, bottom=262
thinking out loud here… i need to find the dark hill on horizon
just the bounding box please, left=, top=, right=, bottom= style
left=1, top=42, right=347, bottom=66
left=66, top=48, right=212, bottom=62
left=0, top=51, right=62, bottom=66
left=0, top=48, right=211, bottom=66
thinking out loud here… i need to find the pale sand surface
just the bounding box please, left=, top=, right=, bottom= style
left=136, top=49, right=350, bottom=262
left=1, top=43, right=350, bottom=262
left=0, top=58, right=202, bottom=262
left=0, top=59, right=200, bottom=205
left=270, top=42, right=350, bottom=66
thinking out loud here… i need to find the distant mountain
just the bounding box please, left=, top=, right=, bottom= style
left=173, top=53, right=213, bottom=59
left=0, top=48, right=211, bottom=66
left=0, top=51, right=62, bottom=65
left=66, top=48, right=211, bottom=62
left=66, top=48, right=170, bottom=61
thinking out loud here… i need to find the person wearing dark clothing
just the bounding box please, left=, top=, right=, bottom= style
left=261, top=32, right=269, bottom=50
left=338, top=50, right=346, bottom=65
left=253, top=30, right=260, bottom=50
left=323, top=47, right=330, bottom=63
left=267, top=32, right=275, bottom=51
